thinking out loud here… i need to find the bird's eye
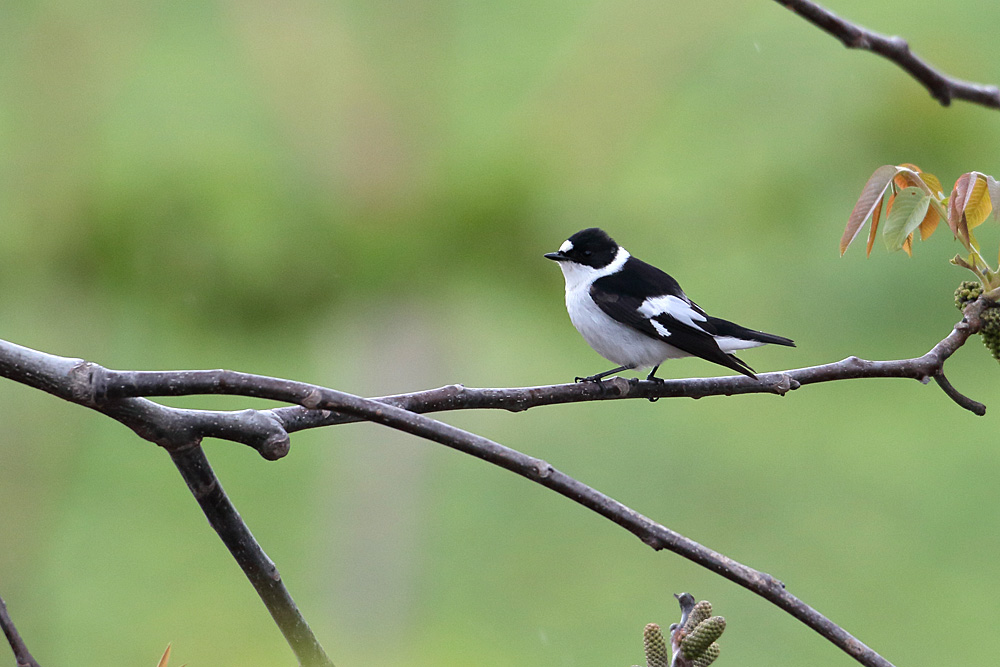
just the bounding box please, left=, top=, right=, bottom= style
left=583, top=250, right=592, bottom=256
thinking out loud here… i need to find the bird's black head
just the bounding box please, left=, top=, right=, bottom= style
left=544, top=227, right=619, bottom=269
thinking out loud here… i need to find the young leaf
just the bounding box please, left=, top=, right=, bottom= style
left=894, top=166, right=927, bottom=192
left=918, top=204, right=940, bottom=240
left=965, top=175, right=992, bottom=228
left=902, top=234, right=913, bottom=256
left=988, top=175, right=1000, bottom=222
left=841, top=165, right=899, bottom=255
left=883, top=186, right=930, bottom=251
left=158, top=645, right=172, bottom=667
left=921, top=172, right=944, bottom=198
left=893, top=164, right=943, bottom=199
left=866, top=194, right=883, bottom=256
left=949, top=173, right=974, bottom=245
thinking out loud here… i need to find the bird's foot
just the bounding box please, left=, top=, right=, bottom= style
left=644, top=375, right=665, bottom=402
left=575, top=366, right=630, bottom=383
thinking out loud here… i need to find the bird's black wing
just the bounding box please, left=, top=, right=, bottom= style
left=590, top=258, right=756, bottom=377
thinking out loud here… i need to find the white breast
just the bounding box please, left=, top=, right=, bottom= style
left=563, top=284, right=690, bottom=369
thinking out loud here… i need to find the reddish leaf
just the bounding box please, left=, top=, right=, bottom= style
left=949, top=173, right=974, bottom=243
left=893, top=165, right=943, bottom=199
left=969, top=227, right=982, bottom=252
left=866, top=194, right=883, bottom=256
left=918, top=204, right=940, bottom=240
left=841, top=165, right=898, bottom=255
left=894, top=165, right=924, bottom=190
left=894, top=163, right=922, bottom=189
left=158, top=645, right=172, bottom=667
left=902, top=234, right=913, bottom=256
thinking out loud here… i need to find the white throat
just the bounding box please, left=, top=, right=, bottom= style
left=557, top=246, right=630, bottom=292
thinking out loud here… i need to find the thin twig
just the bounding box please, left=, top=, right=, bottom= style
left=773, top=0, right=1000, bottom=109
left=933, top=371, right=986, bottom=415
left=170, top=446, right=334, bottom=667
left=0, top=596, right=41, bottom=667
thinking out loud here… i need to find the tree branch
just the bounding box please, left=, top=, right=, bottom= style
left=42, top=301, right=980, bottom=445
left=269, top=301, right=985, bottom=429
left=84, top=359, right=898, bottom=666
left=0, top=304, right=986, bottom=667
left=170, top=445, right=334, bottom=667
left=0, top=341, right=331, bottom=664
left=933, top=370, right=986, bottom=415
left=0, top=596, right=41, bottom=667
left=0, top=339, right=292, bottom=460
left=773, top=0, right=1000, bottom=109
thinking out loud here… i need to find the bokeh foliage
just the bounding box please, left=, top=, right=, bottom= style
left=3, top=1, right=1000, bottom=666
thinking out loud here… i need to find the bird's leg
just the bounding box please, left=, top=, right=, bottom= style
left=645, top=365, right=663, bottom=402
left=576, top=365, right=630, bottom=383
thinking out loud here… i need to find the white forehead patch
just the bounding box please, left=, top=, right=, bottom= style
left=559, top=239, right=574, bottom=253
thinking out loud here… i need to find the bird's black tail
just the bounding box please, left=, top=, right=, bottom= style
left=722, top=353, right=758, bottom=379
left=707, top=317, right=795, bottom=347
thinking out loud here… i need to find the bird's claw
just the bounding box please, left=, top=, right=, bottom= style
left=644, top=376, right=664, bottom=402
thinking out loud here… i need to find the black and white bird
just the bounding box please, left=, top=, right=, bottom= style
left=545, top=227, right=794, bottom=382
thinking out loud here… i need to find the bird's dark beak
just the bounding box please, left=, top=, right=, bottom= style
left=544, top=251, right=567, bottom=262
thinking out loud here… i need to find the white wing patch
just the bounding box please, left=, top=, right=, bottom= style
left=638, top=295, right=707, bottom=330
left=651, top=320, right=672, bottom=338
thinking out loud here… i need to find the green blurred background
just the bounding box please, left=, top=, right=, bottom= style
left=2, top=1, right=1000, bottom=665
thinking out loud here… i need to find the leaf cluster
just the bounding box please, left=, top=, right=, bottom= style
left=840, top=164, right=1000, bottom=290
